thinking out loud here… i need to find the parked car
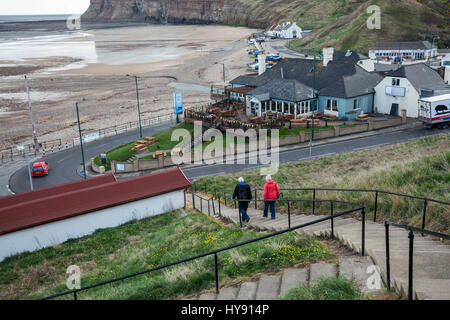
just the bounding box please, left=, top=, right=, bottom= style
left=31, top=161, right=49, bottom=177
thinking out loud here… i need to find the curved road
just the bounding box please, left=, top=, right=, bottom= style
left=9, top=123, right=448, bottom=194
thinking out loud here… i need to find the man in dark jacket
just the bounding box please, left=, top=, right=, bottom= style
left=232, top=177, right=252, bottom=223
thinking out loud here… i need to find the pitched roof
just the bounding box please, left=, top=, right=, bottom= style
left=248, top=78, right=314, bottom=102
left=370, top=41, right=433, bottom=51
left=0, top=167, right=191, bottom=236
left=386, top=63, right=445, bottom=92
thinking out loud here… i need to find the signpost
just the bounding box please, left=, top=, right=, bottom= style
left=173, top=92, right=183, bottom=123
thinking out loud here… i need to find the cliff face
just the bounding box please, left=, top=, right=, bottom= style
left=82, top=0, right=449, bottom=51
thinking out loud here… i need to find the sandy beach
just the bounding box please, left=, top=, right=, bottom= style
left=0, top=24, right=257, bottom=149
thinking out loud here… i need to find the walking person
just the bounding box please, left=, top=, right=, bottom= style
left=232, top=177, right=252, bottom=223
left=263, top=175, right=280, bottom=219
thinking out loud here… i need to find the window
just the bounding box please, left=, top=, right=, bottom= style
left=326, top=99, right=338, bottom=112
left=392, top=78, right=400, bottom=86
left=353, top=99, right=359, bottom=110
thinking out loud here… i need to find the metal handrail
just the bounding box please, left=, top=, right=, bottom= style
left=384, top=220, right=450, bottom=300
left=41, top=200, right=365, bottom=300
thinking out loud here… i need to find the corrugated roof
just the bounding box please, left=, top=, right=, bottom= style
left=370, top=41, right=433, bottom=50
left=0, top=167, right=191, bottom=236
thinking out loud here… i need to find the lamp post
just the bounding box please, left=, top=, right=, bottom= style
left=24, top=75, right=39, bottom=154
left=75, top=98, right=87, bottom=179
left=126, top=74, right=143, bottom=138
left=214, top=62, right=225, bottom=83
left=17, top=145, right=33, bottom=191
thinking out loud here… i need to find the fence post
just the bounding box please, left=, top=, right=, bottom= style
left=373, top=191, right=378, bottom=222
left=214, top=253, right=219, bottom=294
left=200, top=198, right=203, bottom=213
left=211, top=198, right=216, bottom=215
left=421, top=199, right=427, bottom=236
left=384, top=221, right=391, bottom=291
left=361, top=208, right=365, bottom=256
left=287, top=201, right=291, bottom=229
left=408, top=230, right=414, bottom=300
left=330, top=201, right=334, bottom=240
left=208, top=199, right=211, bottom=216
left=312, top=189, right=316, bottom=215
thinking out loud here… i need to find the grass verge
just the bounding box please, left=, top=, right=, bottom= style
left=0, top=210, right=333, bottom=300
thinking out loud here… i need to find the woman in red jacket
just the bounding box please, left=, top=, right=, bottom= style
left=263, top=175, right=280, bottom=219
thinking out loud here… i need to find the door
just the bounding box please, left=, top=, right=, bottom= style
left=390, top=103, right=399, bottom=116
left=361, top=96, right=369, bottom=113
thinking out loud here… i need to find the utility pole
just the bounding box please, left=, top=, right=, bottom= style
left=76, top=102, right=87, bottom=179
left=126, top=74, right=143, bottom=139
left=24, top=75, right=39, bottom=154
left=17, top=145, right=33, bottom=191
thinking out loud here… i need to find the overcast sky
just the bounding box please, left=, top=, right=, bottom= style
left=0, top=0, right=90, bottom=15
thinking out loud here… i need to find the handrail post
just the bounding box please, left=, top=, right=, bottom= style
left=254, top=189, right=257, bottom=209
left=238, top=201, right=242, bottom=227
left=208, top=200, right=211, bottom=216
left=73, top=291, right=77, bottom=300
left=218, top=194, right=221, bottom=216
left=408, top=230, right=414, bottom=300
left=361, top=208, right=365, bottom=256
left=384, top=221, right=391, bottom=291
left=214, top=253, right=219, bottom=294
left=200, top=198, right=203, bottom=213
left=421, top=199, right=427, bottom=236
left=288, top=201, right=291, bottom=229
left=373, top=191, right=378, bottom=222
left=330, top=201, right=334, bottom=240
left=224, top=192, right=227, bottom=206
left=312, top=189, right=316, bottom=215
left=192, top=193, right=195, bottom=210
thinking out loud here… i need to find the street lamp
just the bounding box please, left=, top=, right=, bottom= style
left=24, top=75, right=39, bottom=154
left=214, top=62, right=225, bottom=83
left=76, top=98, right=87, bottom=179
left=17, top=145, right=33, bottom=191
left=126, top=74, right=143, bottom=138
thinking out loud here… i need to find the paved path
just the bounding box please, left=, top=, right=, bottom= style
left=188, top=194, right=450, bottom=300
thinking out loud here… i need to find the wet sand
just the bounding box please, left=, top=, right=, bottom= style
left=0, top=24, right=256, bottom=149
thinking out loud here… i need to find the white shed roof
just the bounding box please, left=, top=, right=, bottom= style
left=419, top=93, right=450, bottom=102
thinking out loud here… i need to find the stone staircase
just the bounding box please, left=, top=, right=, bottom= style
left=188, top=193, right=450, bottom=300
left=197, top=257, right=379, bottom=300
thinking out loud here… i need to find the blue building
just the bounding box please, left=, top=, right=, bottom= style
left=228, top=50, right=382, bottom=120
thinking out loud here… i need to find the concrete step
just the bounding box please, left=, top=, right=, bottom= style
left=236, top=281, right=258, bottom=300
left=255, top=275, right=282, bottom=300
left=301, top=217, right=358, bottom=235
left=217, top=287, right=239, bottom=300
left=394, top=278, right=450, bottom=300
left=338, top=256, right=385, bottom=294
left=279, top=268, right=308, bottom=297
left=309, top=263, right=338, bottom=283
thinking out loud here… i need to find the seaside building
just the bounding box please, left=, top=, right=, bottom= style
left=373, top=63, right=448, bottom=118
left=229, top=48, right=382, bottom=120
left=368, top=41, right=438, bottom=63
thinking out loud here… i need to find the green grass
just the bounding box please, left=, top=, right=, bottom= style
left=192, top=134, right=450, bottom=234
left=0, top=210, right=333, bottom=300
left=94, top=122, right=195, bottom=169
left=279, top=276, right=362, bottom=300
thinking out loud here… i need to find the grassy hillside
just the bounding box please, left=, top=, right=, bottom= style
left=193, top=134, right=450, bottom=234
left=0, top=209, right=333, bottom=300
left=285, top=0, right=449, bottom=54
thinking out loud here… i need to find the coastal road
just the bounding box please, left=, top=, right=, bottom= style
left=8, top=124, right=448, bottom=194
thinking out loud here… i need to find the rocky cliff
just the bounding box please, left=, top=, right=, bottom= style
left=82, top=0, right=449, bottom=51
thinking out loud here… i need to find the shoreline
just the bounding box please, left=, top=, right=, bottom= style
left=0, top=24, right=256, bottom=150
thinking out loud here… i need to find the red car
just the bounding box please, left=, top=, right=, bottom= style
left=31, top=161, right=49, bottom=177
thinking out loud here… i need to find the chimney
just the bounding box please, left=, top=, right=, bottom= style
left=323, top=46, right=334, bottom=67
left=258, top=54, right=266, bottom=75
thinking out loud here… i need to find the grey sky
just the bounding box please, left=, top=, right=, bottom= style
left=0, top=0, right=90, bottom=15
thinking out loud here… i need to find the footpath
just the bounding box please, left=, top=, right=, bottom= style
left=187, top=193, right=450, bottom=300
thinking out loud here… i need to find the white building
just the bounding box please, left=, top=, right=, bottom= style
left=0, top=167, right=192, bottom=262
left=280, top=22, right=303, bottom=39
left=374, top=63, right=446, bottom=118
